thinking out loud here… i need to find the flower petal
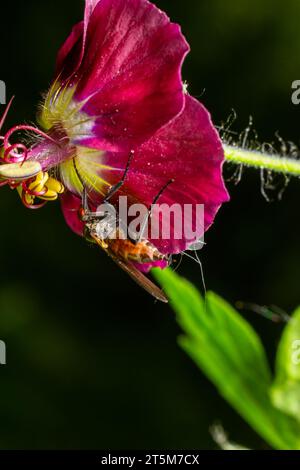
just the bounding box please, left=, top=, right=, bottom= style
left=93, top=95, right=229, bottom=254
left=85, top=0, right=99, bottom=20
left=55, top=21, right=83, bottom=80
left=57, top=0, right=189, bottom=152
left=55, top=0, right=99, bottom=80
left=134, top=260, right=168, bottom=273
left=61, top=191, right=84, bottom=236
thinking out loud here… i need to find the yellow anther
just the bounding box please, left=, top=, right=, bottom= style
left=45, top=177, right=64, bottom=195
left=25, top=193, right=35, bottom=205
left=16, top=185, right=22, bottom=198
left=32, top=171, right=48, bottom=185
left=13, top=171, right=65, bottom=208
left=38, top=177, right=65, bottom=201
left=39, top=188, right=59, bottom=201
left=17, top=186, right=34, bottom=206
left=28, top=171, right=49, bottom=193
left=0, top=161, right=42, bottom=180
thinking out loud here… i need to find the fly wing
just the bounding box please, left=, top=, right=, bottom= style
left=110, top=253, right=168, bottom=303
left=91, top=235, right=168, bottom=303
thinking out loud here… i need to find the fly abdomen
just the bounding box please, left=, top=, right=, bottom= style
left=109, top=238, right=166, bottom=264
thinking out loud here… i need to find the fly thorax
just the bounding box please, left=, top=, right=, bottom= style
left=95, top=219, right=116, bottom=240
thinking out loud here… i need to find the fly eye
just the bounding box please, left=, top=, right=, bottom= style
left=78, top=206, right=85, bottom=221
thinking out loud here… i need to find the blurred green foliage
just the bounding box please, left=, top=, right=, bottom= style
left=154, top=268, right=300, bottom=450
left=0, top=0, right=300, bottom=449
left=271, top=307, right=300, bottom=422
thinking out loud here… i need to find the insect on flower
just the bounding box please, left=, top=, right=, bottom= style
left=80, top=187, right=169, bottom=303
left=73, top=150, right=173, bottom=302
left=0, top=0, right=229, bottom=299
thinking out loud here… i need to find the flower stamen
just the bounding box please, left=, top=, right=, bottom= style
left=0, top=161, right=65, bottom=209
left=19, top=171, right=65, bottom=208
left=0, top=96, right=15, bottom=132
left=0, top=97, right=66, bottom=209
left=2, top=124, right=59, bottom=165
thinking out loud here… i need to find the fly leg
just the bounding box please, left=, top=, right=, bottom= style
left=138, top=179, right=175, bottom=242
left=103, top=150, right=135, bottom=203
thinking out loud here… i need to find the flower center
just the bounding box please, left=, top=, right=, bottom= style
left=0, top=82, right=96, bottom=209
left=0, top=100, right=70, bottom=208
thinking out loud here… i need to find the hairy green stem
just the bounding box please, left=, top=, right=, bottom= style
left=224, top=144, right=300, bottom=177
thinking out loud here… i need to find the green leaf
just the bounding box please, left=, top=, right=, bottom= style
left=153, top=268, right=300, bottom=450
left=271, top=307, right=300, bottom=422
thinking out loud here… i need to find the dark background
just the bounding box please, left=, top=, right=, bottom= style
left=0, top=0, right=299, bottom=450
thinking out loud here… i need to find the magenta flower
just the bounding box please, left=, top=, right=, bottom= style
left=0, top=0, right=229, bottom=271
